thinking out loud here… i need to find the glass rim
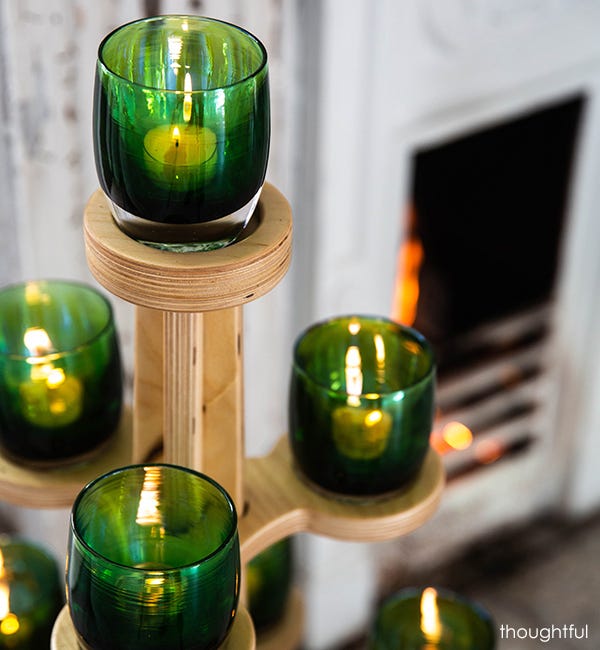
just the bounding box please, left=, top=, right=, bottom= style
left=70, top=463, right=238, bottom=574
left=97, top=14, right=268, bottom=93
left=374, top=585, right=496, bottom=632
left=292, top=314, right=435, bottom=396
left=0, top=279, right=115, bottom=360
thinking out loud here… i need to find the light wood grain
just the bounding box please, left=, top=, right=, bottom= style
left=0, top=409, right=142, bottom=508
left=83, top=183, right=293, bottom=312
left=51, top=604, right=256, bottom=650
left=256, top=587, right=304, bottom=650
left=163, top=311, right=204, bottom=467
left=240, top=438, right=445, bottom=564
left=160, top=308, right=244, bottom=507
left=132, top=306, right=164, bottom=461
left=202, top=307, right=244, bottom=506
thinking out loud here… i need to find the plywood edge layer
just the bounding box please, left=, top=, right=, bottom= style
left=240, top=438, right=445, bottom=562
left=84, top=184, right=292, bottom=311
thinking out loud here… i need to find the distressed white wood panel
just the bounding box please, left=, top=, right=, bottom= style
left=0, top=6, right=22, bottom=284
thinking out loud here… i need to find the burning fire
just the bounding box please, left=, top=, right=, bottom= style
left=392, top=205, right=423, bottom=327
left=475, top=439, right=504, bottom=465
left=431, top=420, right=474, bottom=455
left=420, top=587, right=442, bottom=643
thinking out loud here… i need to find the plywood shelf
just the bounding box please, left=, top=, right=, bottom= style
left=51, top=604, right=256, bottom=650
left=84, top=183, right=292, bottom=313
left=240, top=437, right=445, bottom=563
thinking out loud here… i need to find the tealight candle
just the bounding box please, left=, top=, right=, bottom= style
left=289, top=315, right=435, bottom=496
left=19, top=327, right=83, bottom=428
left=0, top=280, right=123, bottom=465
left=143, top=123, right=217, bottom=186
left=0, top=536, right=63, bottom=649
left=368, top=587, right=496, bottom=649
left=66, top=464, right=240, bottom=650
left=94, top=15, right=270, bottom=251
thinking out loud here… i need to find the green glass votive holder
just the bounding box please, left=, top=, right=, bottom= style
left=94, top=15, right=270, bottom=252
left=289, top=315, right=435, bottom=497
left=368, top=587, right=496, bottom=649
left=66, top=464, right=241, bottom=650
left=0, top=536, right=64, bottom=650
left=0, top=280, right=122, bottom=465
left=247, top=538, right=293, bottom=632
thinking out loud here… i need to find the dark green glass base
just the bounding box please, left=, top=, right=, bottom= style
left=247, top=538, right=293, bottom=632
left=108, top=188, right=261, bottom=251
left=290, top=458, right=426, bottom=503
left=0, top=362, right=122, bottom=465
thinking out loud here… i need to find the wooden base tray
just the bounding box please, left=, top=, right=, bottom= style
left=51, top=604, right=256, bottom=650
left=240, top=437, right=445, bottom=563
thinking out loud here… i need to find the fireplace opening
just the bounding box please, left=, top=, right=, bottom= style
left=393, top=94, right=586, bottom=478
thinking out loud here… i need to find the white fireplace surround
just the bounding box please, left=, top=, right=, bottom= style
left=2, top=2, right=600, bottom=648
left=289, top=2, right=600, bottom=646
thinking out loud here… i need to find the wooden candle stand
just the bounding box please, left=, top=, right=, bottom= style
left=0, top=183, right=444, bottom=650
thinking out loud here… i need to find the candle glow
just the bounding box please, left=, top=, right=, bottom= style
left=20, top=327, right=83, bottom=428
left=136, top=466, right=165, bottom=528
left=420, top=587, right=442, bottom=644
left=332, top=343, right=392, bottom=460
left=143, top=123, right=217, bottom=185
left=0, top=550, right=20, bottom=638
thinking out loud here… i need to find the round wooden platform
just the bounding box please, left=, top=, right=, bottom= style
left=240, top=437, right=445, bottom=563
left=0, top=409, right=139, bottom=509
left=84, top=183, right=293, bottom=312
left=51, top=603, right=256, bottom=650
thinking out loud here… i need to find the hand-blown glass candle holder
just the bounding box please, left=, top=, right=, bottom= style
left=368, top=587, right=496, bottom=649
left=0, top=536, right=64, bottom=649
left=289, top=315, right=435, bottom=497
left=94, top=15, right=270, bottom=252
left=0, top=280, right=122, bottom=465
left=247, top=537, right=293, bottom=632
left=66, top=464, right=240, bottom=650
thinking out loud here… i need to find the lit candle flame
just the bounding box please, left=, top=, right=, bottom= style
left=23, top=327, right=54, bottom=358
left=345, top=345, right=363, bottom=407
left=183, top=72, right=193, bottom=123
left=374, top=333, right=386, bottom=384
left=136, top=467, right=164, bottom=527
left=0, top=550, right=7, bottom=620
left=0, top=550, right=19, bottom=636
left=420, top=587, right=442, bottom=643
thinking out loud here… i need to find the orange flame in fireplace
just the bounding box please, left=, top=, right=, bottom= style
left=392, top=205, right=423, bottom=326
left=431, top=420, right=474, bottom=455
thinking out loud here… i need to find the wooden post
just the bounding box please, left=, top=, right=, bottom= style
left=202, top=307, right=245, bottom=505
left=132, top=306, right=164, bottom=462
left=83, top=184, right=292, bottom=512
